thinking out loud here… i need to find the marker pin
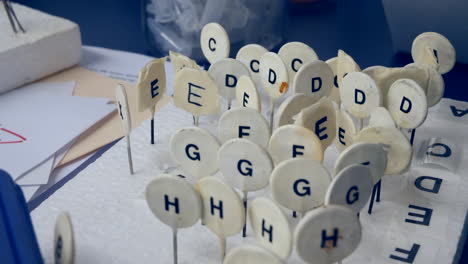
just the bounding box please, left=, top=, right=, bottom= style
left=169, top=51, right=199, bottom=74
left=278, top=41, right=318, bottom=91
left=295, top=97, right=337, bottom=151
left=201, top=23, right=230, bottom=64
left=137, top=58, right=167, bottom=144
left=208, top=58, right=250, bottom=110
left=259, top=52, right=289, bottom=132
left=115, top=84, right=134, bottom=174
left=145, top=175, right=202, bottom=264
left=235, top=75, right=261, bottom=111
left=275, top=94, right=315, bottom=129
left=218, top=107, right=270, bottom=148
left=404, top=63, right=445, bottom=107
left=325, top=164, right=373, bottom=214
left=268, top=124, right=323, bottom=165
left=54, top=212, right=75, bottom=264
left=411, top=32, right=456, bottom=75
left=218, top=139, right=273, bottom=237
left=293, top=60, right=334, bottom=103
left=236, top=44, right=268, bottom=88
left=270, top=158, right=331, bottom=215
left=294, top=205, right=361, bottom=264
left=354, top=127, right=412, bottom=213
left=197, top=177, right=245, bottom=261
left=341, top=72, right=382, bottom=130
left=386, top=79, right=428, bottom=129
left=335, top=109, right=357, bottom=152
left=224, top=245, right=284, bottom=264
left=249, top=197, right=292, bottom=259
left=173, top=68, right=220, bottom=126
left=170, top=127, right=220, bottom=180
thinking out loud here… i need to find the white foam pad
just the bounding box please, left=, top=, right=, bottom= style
left=0, top=3, right=81, bottom=94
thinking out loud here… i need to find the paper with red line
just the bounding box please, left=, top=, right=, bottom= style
left=0, top=82, right=115, bottom=180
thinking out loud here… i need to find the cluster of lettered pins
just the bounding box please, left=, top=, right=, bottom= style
left=112, top=22, right=456, bottom=264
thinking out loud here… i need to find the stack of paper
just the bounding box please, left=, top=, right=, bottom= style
left=0, top=81, right=116, bottom=200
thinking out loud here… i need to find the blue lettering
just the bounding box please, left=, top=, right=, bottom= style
left=450, top=105, right=468, bottom=117
left=291, top=58, right=303, bottom=72
left=151, top=79, right=159, bottom=98
left=414, top=176, right=442, bottom=194
left=262, top=219, right=273, bottom=243
left=188, top=82, right=205, bottom=107
left=239, top=126, right=250, bottom=138
left=225, top=74, right=237, bottom=88
left=268, top=69, right=277, bottom=84
left=346, top=186, right=359, bottom=204
left=311, top=77, right=322, bottom=92
left=237, top=159, right=253, bottom=177
left=321, top=228, right=338, bottom=248
left=292, top=145, right=304, bottom=158
left=400, top=97, right=412, bottom=114
left=389, top=244, right=420, bottom=263
left=208, top=38, right=216, bottom=51
left=338, top=127, right=346, bottom=145
left=164, top=195, right=180, bottom=214
left=243, top=92, right=250, bottom=107
left=426, top=143, right=451, bottom=158
left=210, top=197, right=224, bottom=219
left=250, top=60, right=260, bottom=73
left=293, top=179, right=311, bottom=196
left=185, top=144, right=201, bottom=161
left=405, top=204, right=432, bottom=226
left=355, top=89, right=366, bottom=105
left=315, top=116, right=328, bottom=140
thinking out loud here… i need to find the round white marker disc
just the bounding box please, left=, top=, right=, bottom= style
left=293, top=60, right=334, bottom=102
left=115, top=84, right=132, bottom=135
left=341, top=72, right=382, bottom=119
left=224, top=245, right=284, bottom=264
left=368, top=107, right=396, bottom=128
left=294, top=205, right=361, bottom=264
left=137, top=57, right=167, bottom=112
left=278, top=42, right=319, bottom=87
left=54, top=212, right=75, bottom=264
left=386, top=79, right=428, bottom=129
left=145, top=174, right=202, bottom=229
left=235, top=75, right=261, bottom=111
left=354, top=126, right=412, bottom=175
left=170, top=127, right=220, bottom=179
left=197, top=177, right=245, bottom=238
left=325, top=164, right=373, bottom=213
left=326, top=57, right=341, bottom=104
left=236, top=44, right=269, bottom=86
left=208, top=58, right=250, bottom=102
left=334, top=142, right=387, bottom=184
left=218, top=107, right=270, bottom=148
left=200, top=23, right=230, bottom=64
left=268, top=124, right=323, bottom=165
left=169, top=51, right=199, bottom=73
left=411, top=32, right=456, bottom=74
left=335, top=109, right=356, bottom=152
left=259, top=52, right=289, bottom=100
left=270, top=158, right=331, bottom=212
left=337, top=49, right=361, bottom=89
left=405, top=63, right=445, bottom=107
left=249, top=197, right=292, bottom=259
left=173, top=68, right=220, bottom=116
left=274, top=94, right=315, bottom=129
left=295, top=97, right=337, bottom=150
left=218, top=138, right=273, bottom=192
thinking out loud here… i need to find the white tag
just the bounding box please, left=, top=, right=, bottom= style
left=259, top=52, right=289, bottom=100
left=335, top=108, right=357, bottom=152
left=354, top=126, right=412, bottom=175
left=268, top=124, right=323, bottom=165
left=405, top=62, right=445, bottom=107
left=170, top=127, right=220, bottom=179
left=278, top=41, right=318, bottom=87
left=236, top=44, right=268, bottom=86
left=115, top=84, right=132, bottom=135
left=326, top=57, right=341, bottom=104
left=325, top=164, right=373, bottom=213
left=341, top=72, right=382, bottom=119
left=200, top=23, right=230, bottom=64
left=169, top=51, right=199, bottom=74
left=197, top=177, right=245, bottom=238
left=295, top=97, right=336, bottom=150
left=337, top=50, right=361, bottom=89
left=411, top=32, right=456, bottom=74
left=145, top=174, right=201, bottom=229
left=386, top=78, right=428, bottom=129
left=249, top=197, right=292, bottom=259
left=218, top=107, right=270, bottom=148
left=275, top=94, right=315, bottom=129
left=294, top=205, right=361, bottom=264
left=270, top=158, right=331, bottom=212
left=208, top=58, right=250, bottom=102
left=218, top=138, right=273, bottom=192
left=137, top=57, right=167, bottom=112
left=173, top=68, right=220, bottom=116
left=368, top=107, right=396, bottom=128
left=293, top=60, right=333, bottom=102
left=235, top=75, right=261, bottom=111
left=54, top=212, right=75, bottom=264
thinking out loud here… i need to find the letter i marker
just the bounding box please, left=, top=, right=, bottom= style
left=259, top=52, right=289, bottom=133
left=145, top=175, right=202, bottom=264
left=115, top=84, right=134, bottom=175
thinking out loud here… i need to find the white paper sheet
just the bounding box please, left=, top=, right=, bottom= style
left=0, top=83, right=115, bottom=180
